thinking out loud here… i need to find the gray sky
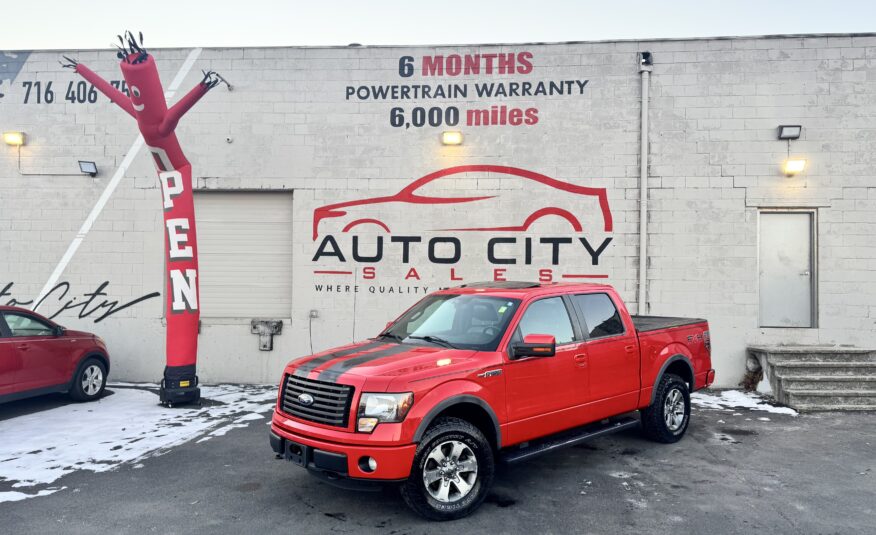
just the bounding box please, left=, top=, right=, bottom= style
left=3, top=0, right=874, bottom=50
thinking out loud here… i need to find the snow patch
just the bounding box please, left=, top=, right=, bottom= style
left=691, top=390, right=797, bottom=415
left=0, top=384, right=276, bottom=503
left=0, top=487, right=65, bottom=503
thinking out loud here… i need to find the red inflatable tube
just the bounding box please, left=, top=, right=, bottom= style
left=67, top=34, right=220, bottom=405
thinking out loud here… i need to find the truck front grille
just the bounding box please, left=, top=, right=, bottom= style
left=280, top=374, right=354, bottom=428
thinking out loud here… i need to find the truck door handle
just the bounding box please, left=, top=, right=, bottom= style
left=573, top=353, right=588, bottom=366
left=624, top=345, right=636, bottom=353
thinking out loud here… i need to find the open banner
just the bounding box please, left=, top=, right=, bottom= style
left=63, top=32, right=222, bottom=405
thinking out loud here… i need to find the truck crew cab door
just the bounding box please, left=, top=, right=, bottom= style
left=503, top=295, right=589, bottom=445
left=570, top=292, right=640, bottom=419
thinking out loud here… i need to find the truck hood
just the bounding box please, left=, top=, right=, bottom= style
left=287, top=340, right=479, bottom=385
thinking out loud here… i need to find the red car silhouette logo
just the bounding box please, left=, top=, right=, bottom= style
left=312, top=165, right=613, bottom=240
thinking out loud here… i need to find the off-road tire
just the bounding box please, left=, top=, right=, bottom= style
left=69, top=358, right=107, bottom=402
left=400, top=417, right=495, bottom=521
left=641, top=373, right=690, bottom=443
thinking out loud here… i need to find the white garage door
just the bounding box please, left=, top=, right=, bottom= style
left=193, top=192, right=293, bottom=318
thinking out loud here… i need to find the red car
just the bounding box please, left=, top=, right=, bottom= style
left=270, top=282, right=713, bottom=520
left=0, top=306, right=110, bottom=404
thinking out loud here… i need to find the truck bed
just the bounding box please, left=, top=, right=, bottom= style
left=630, top=315, right=707, bottom=333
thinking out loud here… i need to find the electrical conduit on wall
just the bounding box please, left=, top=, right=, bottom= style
left=638, top=53, right=652, bottom=315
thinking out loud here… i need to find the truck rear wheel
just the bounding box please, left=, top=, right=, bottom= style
left=400, top=417, right=494, bottom=521
left=641, top=373, right=690, bottom=443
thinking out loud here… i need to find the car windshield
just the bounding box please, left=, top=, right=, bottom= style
left=380, top=294, right=521, bottom=351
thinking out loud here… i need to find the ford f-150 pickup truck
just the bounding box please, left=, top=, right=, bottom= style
left=270, top=281, right=713, bottom=520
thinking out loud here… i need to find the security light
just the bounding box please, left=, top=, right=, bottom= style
left=777, top=125, right=802, bottom=140
left=78, top=160, right=98, bottom=177
left=441, top=131, right=463, bottom=146
left=783, top=159, right=806, bottom=176
left=3, top=131, right=25, bottom=146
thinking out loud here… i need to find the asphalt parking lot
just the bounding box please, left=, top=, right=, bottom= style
left=1, top=389, right=874, bottom=535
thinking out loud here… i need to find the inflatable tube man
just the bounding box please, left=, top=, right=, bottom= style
left=62, top=32, right=222, bottom=405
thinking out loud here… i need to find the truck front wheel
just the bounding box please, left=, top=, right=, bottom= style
left=400, top=417, right=495, bottom=521
left=641, top=373, right=691, bottom=443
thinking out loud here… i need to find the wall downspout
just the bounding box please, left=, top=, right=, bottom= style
left=637, top=52, right=653, bottom=315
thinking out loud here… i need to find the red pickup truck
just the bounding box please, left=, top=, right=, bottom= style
left=270, top=282, right=713, bottom=520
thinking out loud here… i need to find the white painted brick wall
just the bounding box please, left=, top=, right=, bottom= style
left=2, top=35, right=875, bottom=387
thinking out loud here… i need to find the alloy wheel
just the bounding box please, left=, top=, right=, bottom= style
left=663, top=387, right=686, bottom=431
left=82, top=364, right=103, bottom=396
left=422, top=440, right=478, bottom=503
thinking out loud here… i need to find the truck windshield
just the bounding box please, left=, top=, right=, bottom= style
left=380, top=294, right=521, bottom=351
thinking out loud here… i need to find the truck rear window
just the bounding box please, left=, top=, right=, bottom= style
left=573, top=293, right=625, bottom=338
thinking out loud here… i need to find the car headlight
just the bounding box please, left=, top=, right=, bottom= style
left=357, top=392, right=414, bottom=433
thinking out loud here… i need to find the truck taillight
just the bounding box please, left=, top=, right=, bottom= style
left=703, top=331, right=711, bottom=353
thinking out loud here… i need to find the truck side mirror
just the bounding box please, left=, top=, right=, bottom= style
left=512, top=334, right=556, bottom=359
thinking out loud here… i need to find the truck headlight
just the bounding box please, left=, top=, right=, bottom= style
left=357, top=392, right=414, bottom=433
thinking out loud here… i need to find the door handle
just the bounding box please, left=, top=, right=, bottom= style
left=573, top=353, right=588, bottom=366
left=17, top=344, right=30, bottom=351
left=624, top=345, right=637, bottom=353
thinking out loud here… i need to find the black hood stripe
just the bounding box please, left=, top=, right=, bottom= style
left=317, top=344, right=414, bottom=382
left=293, top=341, right=386, bottom=377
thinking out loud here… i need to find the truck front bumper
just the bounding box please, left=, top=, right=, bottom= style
left=270, top=425, right=416, bottom=489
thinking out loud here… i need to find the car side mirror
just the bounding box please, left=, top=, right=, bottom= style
left=54, top=326, right=66, bottom=337
left=511, top=334, right=556, bottom=359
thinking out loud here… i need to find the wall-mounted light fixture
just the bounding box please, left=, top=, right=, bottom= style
left=777, top=124, right=805, bottom=177
left=5, top=132, right=96, bottom=176
left=783, top=159, right=806, bottom=177
left=441, top=131, right=463, bottom=146
left=777, top=125, right=802, bottom=140
left=3, top=131, right=26, bottom=146
left=78, top=160, right=98, bottom=177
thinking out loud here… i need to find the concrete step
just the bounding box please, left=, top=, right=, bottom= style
left=791, top=404, right=876, bottom=412
left=779, top=376, right=876, bottom=391
left=752, top=346, right=876, bottom=411
left=786, top=389, right=876, bottom=408
left=765, top=351, right=876, bottom=364
left=772, top=362, right=876, bottom=377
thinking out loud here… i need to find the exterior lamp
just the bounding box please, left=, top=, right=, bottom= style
left=778, top=125, right=804, bottom=176
left=78, top=160, right=98, bottom=177
left=441, top=131, right=463, bottom=146
left=3, top=131, right=26, bottom=146
left=777, top=125, right=802, bottom=140
left=783, top=159, right=806, bottom=176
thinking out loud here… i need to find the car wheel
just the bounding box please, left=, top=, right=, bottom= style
left=69, top=358, right=107, bottom=402
left=641, top=373, right=690, bottom=443
left=400, top=417, right=495, bottom=521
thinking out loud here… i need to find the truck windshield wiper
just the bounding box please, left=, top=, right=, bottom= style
left=407, top=335, right=457, bottom=349
left=376, top=332, right=405, bottom=343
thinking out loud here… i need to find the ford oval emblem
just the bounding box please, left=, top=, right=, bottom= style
left=297, top=393, right=314, bottom=406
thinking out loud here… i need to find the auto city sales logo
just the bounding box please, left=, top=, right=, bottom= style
left=310, top=165, right=614, bottom=284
